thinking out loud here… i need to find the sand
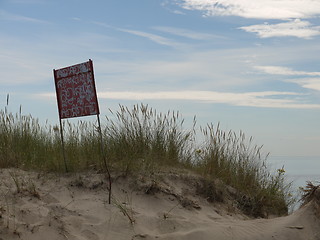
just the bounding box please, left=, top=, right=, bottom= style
left=0, top=168, right=319, bottom=240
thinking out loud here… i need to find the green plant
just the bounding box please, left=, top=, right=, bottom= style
left=0, top=107, right=103, bottom=172
left=104, top=104, right=195, bottom=174
left=194, top=124, right=293, bottom=217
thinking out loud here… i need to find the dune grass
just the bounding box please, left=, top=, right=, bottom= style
left=0, top=103, right=294, bottom=217
left=103, top=104, right=195, bottom=174
left=195, top=124, right=293, bottom=216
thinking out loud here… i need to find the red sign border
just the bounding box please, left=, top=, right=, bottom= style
left=53, top=59, right=100, bottom=119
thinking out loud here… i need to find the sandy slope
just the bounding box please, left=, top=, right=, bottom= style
left=0, top=168, right=319, bottom=240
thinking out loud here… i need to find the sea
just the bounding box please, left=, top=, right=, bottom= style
left=268, top=155, right=320, bottom=210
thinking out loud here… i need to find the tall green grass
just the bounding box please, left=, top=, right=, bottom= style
left=0, top=108, right=102, bottom=171
left=0, top=103, right=294, bottom=216
left=103, top=104, right=195, bottom=174
left=195, top=123, right=292, bottom=216
left=0, top=109, right=58, bottom=169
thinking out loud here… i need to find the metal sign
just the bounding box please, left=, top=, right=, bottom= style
left=53, top=59, right=99, bottom=119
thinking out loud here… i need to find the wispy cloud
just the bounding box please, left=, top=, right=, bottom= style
left=255, top=65, right=320, bottom=92
left=0, top=10, right=49, bottom=24
left=177, top=0, right=320, bottom=20
left=92, top=21, right=183, bottom=48
left=255, top=65, right=320, bottom=76
left=240, top=19, right=320, bottom=39
left=287, top=78, right=320, bottom=91
left=94, top=90, right=320, bottom=109
left=161, top=0, right=186, bottom=15
left=0, top=32, right=116, bottom=85
left=91, top=21, right=112, bottom=29
left=93, top=49, right=261, bottom=91
left=153, top=26, right=225, bottom=40
left=117, top=28, right=179, bottom=47
left=172, top=10, right=186, bottom=15
left=0, top=34, right=48, bottom=85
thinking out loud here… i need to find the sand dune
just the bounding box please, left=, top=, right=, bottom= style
left=0, top=168, right=319, bottom=240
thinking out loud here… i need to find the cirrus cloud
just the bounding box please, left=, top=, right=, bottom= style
left=0, top=10, right=50, bottom=24
left=39, top=90, right=319, bottom=109
left=152, top=26, right=225, bottom=40
left=255, top=65, right=320, bottom=76
left=96, top=90, right=319, bottom=109
left=255, top=65, right=320, bottom=92
left=287, top=78, right=320, bottom=91
left=239, top=19, right=320, bottom=39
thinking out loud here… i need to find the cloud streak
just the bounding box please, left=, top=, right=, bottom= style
left=0, top=10, right=49, bottom=24
left=117, top=28, right=179, bottom=47
left=240, top=19, right=320, bottom=39
left=255, top=65, right=320, bottom=92
left=153, top=26, right=225, bottom=40
left=95, top=90, right=319, bottom=109
left=255, top=65, right=320, bottom=76
left=287, top=78, right=320, bottom=91
left=92, top=21, right=184, bottom=48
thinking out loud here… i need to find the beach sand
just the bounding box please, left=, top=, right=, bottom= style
left=0, top=168, right=319, bottom=240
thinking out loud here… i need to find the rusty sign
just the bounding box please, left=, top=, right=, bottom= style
left=53, top=59, right=99, bottom=119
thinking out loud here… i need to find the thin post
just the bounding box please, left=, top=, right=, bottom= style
left=97, top=114, right=112, bottom=204
left=59, top=118, right=68, bottom=172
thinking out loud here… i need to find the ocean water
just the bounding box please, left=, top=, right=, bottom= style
left=268, top=155, right=320, bottom=210
left=268, top=156, right=320, bottom=189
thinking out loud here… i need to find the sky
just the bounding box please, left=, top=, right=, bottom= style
left=1, top=0, right=320, bottom=159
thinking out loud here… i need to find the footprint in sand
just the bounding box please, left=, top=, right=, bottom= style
left=132, top=234, right=153, bottom=240
left=42, top=193, right=59, bottom=204
left=81, top=229, right=99, bottom=240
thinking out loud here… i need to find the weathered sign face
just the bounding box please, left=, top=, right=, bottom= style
left=54, top=60, right=99, bottom=119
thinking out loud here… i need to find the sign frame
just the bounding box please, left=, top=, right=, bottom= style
left=53, top=59, right=100, bottom=119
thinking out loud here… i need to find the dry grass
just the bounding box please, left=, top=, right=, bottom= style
left=300, top=181, right=320, bottom=205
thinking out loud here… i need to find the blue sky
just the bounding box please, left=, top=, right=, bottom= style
left=1, top=0, right=320, bottom=158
